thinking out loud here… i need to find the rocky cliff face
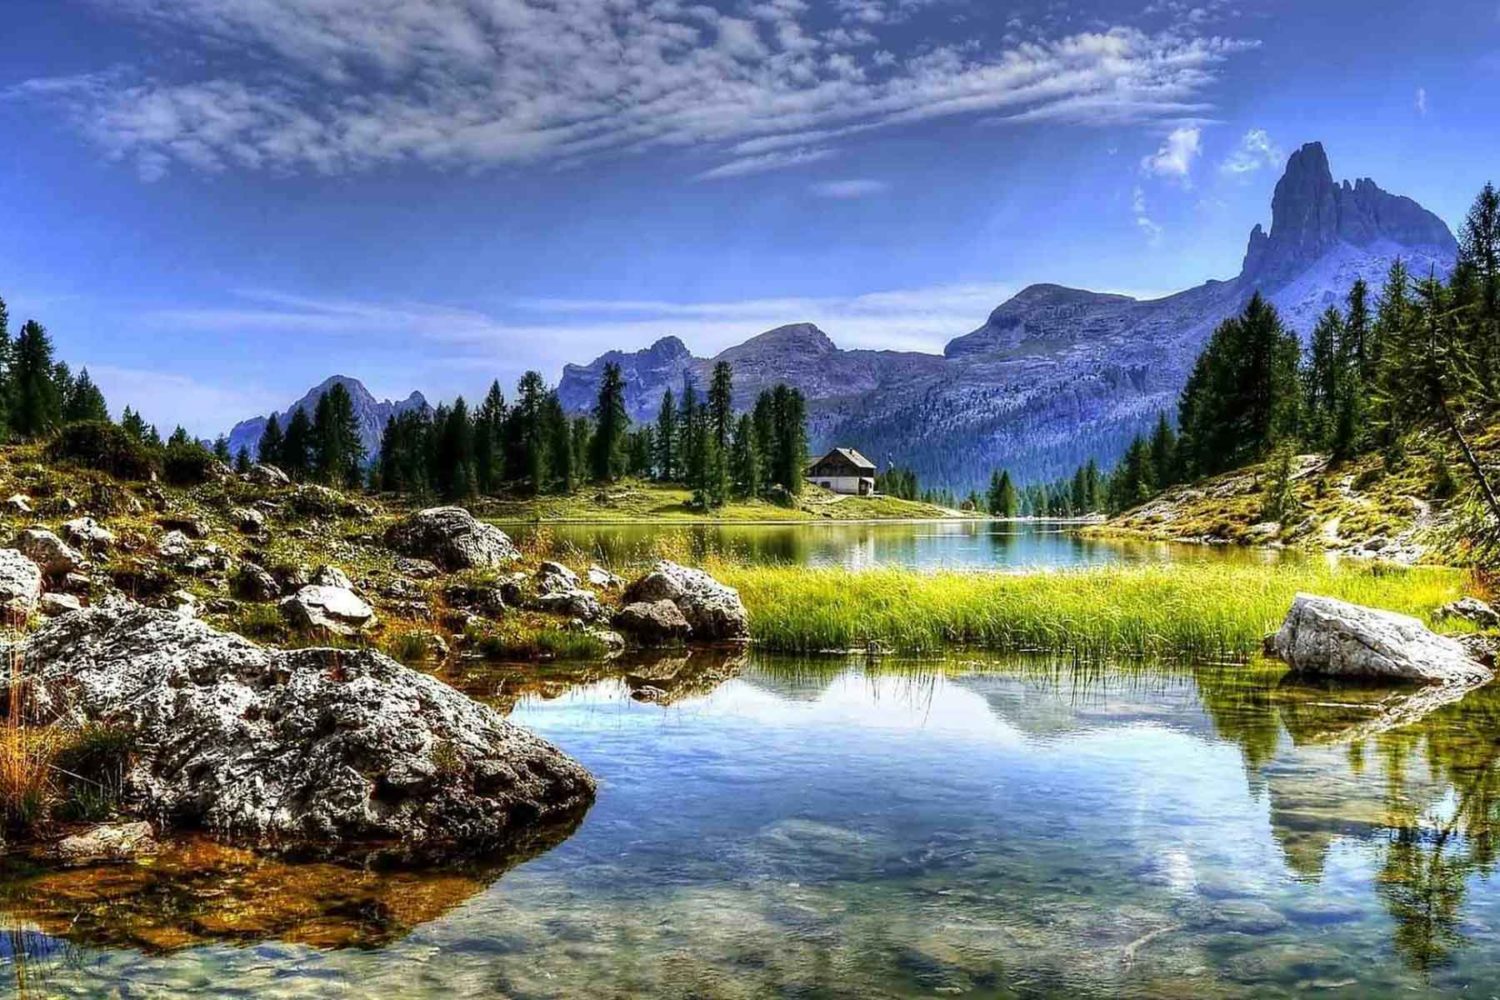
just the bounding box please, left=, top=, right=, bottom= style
left=555, top=143, right=1457, bottom=490
left=227, top=376, right=429, bottom=462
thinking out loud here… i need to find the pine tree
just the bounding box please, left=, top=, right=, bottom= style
left=0, top=295, right=10, bottom=435
left=1457, top=182, right=1500, bottom=393
left=234, top=446, right=252, bottom=474
left=993, top=470, right=1018, bottom=518
left=62, top=367, right=109, bottom=424
left=1303, top=306, right=1344, bottom=448
left=257, top=414, right=284, bottom=466
left=280, top=407, right=314, bottom=480
left=212, top=435, right=232, bottom=463
left=509, top=371, right=549, bottom=494
left=543, top=393, right=573, bottom=494
left=590, top=362, right=629, bottom=482
left=708, top=362, right=733, bottom=453
left=654, top=388, right=677, bottom=482
left=1147, top=413, right=1177, bottom=490
left=474, top=380, right=506, bottom=494
left=435, top=397, right=477, bottom=501
left=10, top=320, right=62, bottom=439
left=730, top=413, right=760, bottom=498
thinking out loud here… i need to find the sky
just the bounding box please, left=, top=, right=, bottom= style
left=1, top=0, right=1498, bottom=435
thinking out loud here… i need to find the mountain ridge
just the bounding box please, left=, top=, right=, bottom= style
left=226, top=376, right=430, bottom=462
left=555, top=142, right=1457, bottom=489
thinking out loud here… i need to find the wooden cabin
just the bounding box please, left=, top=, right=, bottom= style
left=807, top=448, right=877, bottom=496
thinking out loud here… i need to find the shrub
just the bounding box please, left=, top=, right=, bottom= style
left=162, top=439, right=218, bottom=486
left=55, top=723, right=133, bottom=821
left=48, top=420, right=159, bottom=480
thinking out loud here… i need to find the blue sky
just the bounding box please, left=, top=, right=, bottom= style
left=1, top=0, right=1498, bottom=434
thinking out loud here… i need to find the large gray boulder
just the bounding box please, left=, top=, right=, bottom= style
left=1268, top=594, right=1492, bottom=685
left=385, top=507, right=519, bottom=571
left=623, top=561, right=750, bottom=642
left=14, top=528, right=85, bottom=576
left=4, top=604, right=595, bottom=856
left=280, top=584, right=377, bottom=636
left=0, top=549, right=42, bottom=613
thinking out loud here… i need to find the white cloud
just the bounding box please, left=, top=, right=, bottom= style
left=27, top=2, right=1254, bottom=181
left=1139, top=126, right=1201, bottom=182
left=1132, top=186, right=1162, bottom=245
left=88, top=364, right=279, bottom=438
left=1220, top=127, right=1282, bottom=175
left=809, top=178, right=891, bottom=198
left=1415, top=87, right=1428, bottom=116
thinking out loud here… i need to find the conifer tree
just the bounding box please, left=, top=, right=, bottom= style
left=10, top=320, right=62, bottom=439
left=212, top=435, right=232, bottom=463
left=280, top=407, right=314, bottom=480
left=474, top=380, right=506, bottom=494
left=257, top=414, right=284, bottom=465
left=543, top=393, right=573, bottom=494
left=731, top=413, right=760, bottom=498
left=655, top=388, right=677, bottom=482
left=62, top=367, right=109, bottom=424
left=1303, top=306, right=1343, bottom=448
left=1147, top=413, right=1177, bottom=490
left=590, top=362, right=629, bottom=482
left=234, top=446, right=253, bottom=474
left=509, top=371, right=549, bottom=493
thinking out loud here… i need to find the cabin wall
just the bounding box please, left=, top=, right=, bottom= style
left=811, top=475, right=872, bottom=495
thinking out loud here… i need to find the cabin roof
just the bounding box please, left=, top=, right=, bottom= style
left=810, top=447, right=876, bottom=472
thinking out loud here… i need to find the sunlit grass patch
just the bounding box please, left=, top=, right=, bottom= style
left=712, top=559, right=1470, bottom=662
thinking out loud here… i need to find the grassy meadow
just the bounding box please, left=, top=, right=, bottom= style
left=710, top=559, right=1474, bottom=662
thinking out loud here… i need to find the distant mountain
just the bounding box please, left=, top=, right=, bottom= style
left=226, top=376, right=429, bottom=462
left=557, top=143, right=1457, bottom=490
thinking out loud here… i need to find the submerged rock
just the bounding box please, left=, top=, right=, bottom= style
left=1268, top=594, right=1491, bottom=685
left=623, top=561, right=750, bottom=642
left=385, top=507, right=519, bottom=571
left=5, top=604, right=595, bottom=857
left=55, top=821, right=159, bottom=864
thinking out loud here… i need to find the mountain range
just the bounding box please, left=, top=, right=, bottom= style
left=555, top=142, right=1456, bottom=489
left=226, top=376, right=429, bottom=462
left=224, top=143, right=1457, bottom=490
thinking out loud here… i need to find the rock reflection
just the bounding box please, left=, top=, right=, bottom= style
left=0, top=815, right=583, bottom=955
left=446, top=645, right=749, bottom=713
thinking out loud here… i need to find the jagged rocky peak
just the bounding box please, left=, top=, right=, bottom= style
left=1241, top=142, right=1456, bottom=287
left=226, top=376, right=430, bottom=461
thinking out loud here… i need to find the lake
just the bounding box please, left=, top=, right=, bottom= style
left=8, top=651, right=1500, bottom=997
left=501, top=519, right=1302, bottom=570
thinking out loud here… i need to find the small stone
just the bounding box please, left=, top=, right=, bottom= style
left=170, top=590, right=200, bottom=618
left=38, top=593, right=83, bottom=617
left=394, top=557, right=441, bottom=580
left=158, top=530, right=193, bottom=563
left=280, top=585, right=377, bottom=636
left=4, top=495, right=32, bottom=515
left=247, top=463, right=291, bottom=486
left=1436, top=596, right=1500, bottom=630
left=231, top=563, right=280, bottom=602
left=587, top=565, right=624, bottom=591
left=311, top=565, right=354, bottom=591
left=0, top=549, right=43, bottom=613
left=61, top=517, right=115, bottom=551
left=230, top=507, right=266, bottom=534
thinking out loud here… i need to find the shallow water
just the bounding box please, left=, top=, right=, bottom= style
left=7, top=651, right=1500, bottom=997
left=503, top=519, right=1305, bottom=571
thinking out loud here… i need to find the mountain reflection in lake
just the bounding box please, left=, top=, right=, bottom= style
left=7, top=652, right=1500, bottom=998
left=503, top=519, right=1307, bottom=571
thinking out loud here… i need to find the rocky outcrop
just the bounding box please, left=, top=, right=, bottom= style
left=385, top=507, right=520, bottom=571
left=61, top=517, right=114, bottom=551
left=613, top=600, right=692, bottom=645
left=4, top=604, right=595, bottom=857
left=0, top=549, right=42, bottom=613
left=280, top=584, right=377, bottom=635
left=622, top=561, right=750, bottom=642
left=1268, top=594, right=1492, bottom=684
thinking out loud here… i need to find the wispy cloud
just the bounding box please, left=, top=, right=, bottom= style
left=1220, top=127, right=1282, bottom=175
left=1132, top=186, right=1163, bottom=245
left=88, top=364, right=279, bottom=437
left=1139, top=126, right=1202, bottom=183
left=809, top=178, right=891, bottom=198
left=1415, top=86, right=1428, bottom=116
left=26, top=2, right=1254, bottom=181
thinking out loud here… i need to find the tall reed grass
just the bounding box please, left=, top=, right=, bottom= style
left=710, top=560, right=1470, bottom=662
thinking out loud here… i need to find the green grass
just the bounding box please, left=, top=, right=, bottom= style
left=712, top=560, right=1472, bottom=662
left=461, top=619, right=609, bottom=661
left=480, top=478, right=968, bottom=524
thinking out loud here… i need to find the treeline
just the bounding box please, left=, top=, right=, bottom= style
left=0, top=296, right=234, bottom=484
left=1081, top=182, right=1500, bottom=527
left=333, top=360, right=812, bottom=508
